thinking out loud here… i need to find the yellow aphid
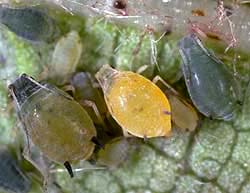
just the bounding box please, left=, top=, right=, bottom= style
left=95, top=65, right=171, bottom=138
left=49, top=30, right=82, bottom=85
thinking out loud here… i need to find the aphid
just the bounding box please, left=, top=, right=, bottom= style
left=70, top=72, right=107, bottom=126
left=167, top=91, right=199, bottom=132
left=153, top=76, right=199, bottom=132
left=0, top=147, right=31, bottom=193
left=8, top=74, right=97, bottom=177
left=95, top=64, right=171, bottom=138
left=0, top=5, right=58, bottom=42
left=178, top=34, right=241, bottom=120
left=96, top=137, right=138, bottom=169
left=48, top=31, right=82, bottom=85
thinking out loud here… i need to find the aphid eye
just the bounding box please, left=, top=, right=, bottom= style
left=113, top=0, right=127, bottom=10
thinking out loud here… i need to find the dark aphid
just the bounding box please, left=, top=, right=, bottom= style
left=178, top=34, right=241, bottom=121
left=70, top=72, right=107, bottom=126
left=0, top=5, right=58, bottom=42
left=8, top=74, right=97, bottom=177
left=0, top=147, right=31, bottom=193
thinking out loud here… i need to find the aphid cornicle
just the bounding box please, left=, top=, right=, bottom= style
left=95, top=64, right=171, bottom=138
left=0, top=5, right=58, bottom=42
left=8, top=74, right=97, bottom=177
left=0, top=147, right=31, bottom=193
left=178, top=34, right=242, bottom=120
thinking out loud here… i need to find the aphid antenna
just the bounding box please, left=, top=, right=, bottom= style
left=80, top=99, right=107, bottom=130
left=239, top=0, right=250, bottom=4
left=191, top=35, right=225, bottom=62
left=194, top=35, right=234, bottom=67
left=212, top=0, right=237, bottom=52
left=51, top=0, right=77, bottom=15
left=8, top=85, right=22, bottom=112
left=148, top=32, right=159, bottom=70
left=136, top=65, right=149, bottom=74
left=152, top=75, right=179, bottom=96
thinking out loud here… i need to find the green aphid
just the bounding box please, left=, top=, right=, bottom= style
left=0, top=147, right=31, bottom=193
left=0, top=5, right=58, bottom=42
left=96, top=137, right=139, bottom=169
left=8, top=74, right=97, bottom=178
left=178, top=34, right=242, bottom=121
left=49, top=31, right=82, bottom=85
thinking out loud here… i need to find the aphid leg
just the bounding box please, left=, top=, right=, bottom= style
left=38, top=64, right=49, bottom=81
left=80, top=99, right=107, bottom=129
left=91, top=136, right=104, bottom=149
left=122, top=129, right=133, bottom=138
left=62, top=84, right=75, bottom=97
left=208, top=115, right=214, bottom=120
left=64, top=161, right=74, bottom=178
left=136, top=65, right=149, bottom=74
left=237, top=100, right=243, bottom=106
left=239, top=0, right=250, bottom=4
left=23, top=144, right=51, bottom=191
left=152, top=75, right=179, bottom=96
left=53, top=0, right=74, bottom=15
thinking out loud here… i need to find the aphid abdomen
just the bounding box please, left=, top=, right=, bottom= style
left=0, top=5, right=58, bottom=42
left=0, top=148, right=31, bottom=193
left=50, top=31, right=82, bottom=85
left=10, top=74, right=96, bottom=164
left=178, top=34, right=241, bottom=120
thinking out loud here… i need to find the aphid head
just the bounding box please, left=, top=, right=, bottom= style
left=8, top=74, right=41, bottom=106
left=178, top=34, right=198, bottom=54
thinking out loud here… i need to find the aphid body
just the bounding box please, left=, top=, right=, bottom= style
left=49, top=31, right=82, bottom=85
left=178, top=34, right=241, bottom=120
left=0, top=5, right=58, bottom=42
left=8, top=74, right=96, bottom=173
left=95, top=65, right=171, bottom=138
left=0, top=148, right=31, bottom=193
left=166, top=91, right=199, bottom=131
